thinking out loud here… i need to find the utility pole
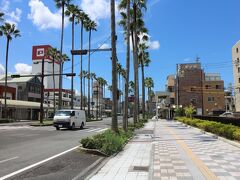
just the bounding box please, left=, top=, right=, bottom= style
left=40, top=58, right=45, bottom=124
left=176, top=64, right=179, bottom=107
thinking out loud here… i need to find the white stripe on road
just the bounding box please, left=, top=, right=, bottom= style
left=96, top=128, right=108, bottom=133
left=0, top=157, right=19, bottom=164
left=87, top=128, right=102, bottom=132
left=0, top=146, right=79, bottom=180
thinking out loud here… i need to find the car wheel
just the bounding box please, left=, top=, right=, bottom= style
left=56, top=127, right=60, bottom=130
left=71, top=123, right=75, bottom=130
left=80, top=122, right=84, bottom=129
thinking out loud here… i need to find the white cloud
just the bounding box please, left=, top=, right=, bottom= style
left=138, top=33, right=160, bottom=50
left=75, top=89, right=80, bottom=95
left=99, top=43, right=110, bottom=49
left=149, top=41, right=160, bottom=50
left=15, top=63, right=32, bottom=74
left=1, top=0, right=9, bottom=12
left=28, top=0, right=69, bottom=30
left=80, top=0, right=110, bottom=22
left=0, top=64, right=5, bottom=75
left=0, top=0, right=22, bottom=26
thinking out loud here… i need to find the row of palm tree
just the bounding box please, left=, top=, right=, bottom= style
left=46, top=47, right=69, bottom=114
left=116, top=0, right=152, bottom=132
left=0, top=11, right=21, bottom=118
left=54, top=0, right=97, bottom=118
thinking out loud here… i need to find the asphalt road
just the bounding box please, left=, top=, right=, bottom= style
left=0, top=118, right=112, bottom=179
left=0, top=116, right=132, bottom=180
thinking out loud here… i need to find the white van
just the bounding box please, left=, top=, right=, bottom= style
left=53, top=109, right=86, bottom=130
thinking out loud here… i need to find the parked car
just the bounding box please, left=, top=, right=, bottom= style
left=53, top=109, right=86, bottom=130
left=219, top=112, right=234, bottom=117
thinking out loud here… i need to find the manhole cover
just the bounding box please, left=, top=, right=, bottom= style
left=131, top=166, right=149, bottom=172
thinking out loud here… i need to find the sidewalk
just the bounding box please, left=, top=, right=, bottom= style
left=90, top=119, right=240, bottom=180
left=90, top=121, right=155, bottom=180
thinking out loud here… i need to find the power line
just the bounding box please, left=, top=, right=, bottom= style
left=63, top=36, right=111, bottom=72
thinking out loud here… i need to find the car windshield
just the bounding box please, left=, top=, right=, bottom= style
left=55, top=111, right=72, bottom=116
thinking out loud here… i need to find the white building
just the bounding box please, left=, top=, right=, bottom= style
left=32, top=45, right=74, bottom=108
left=232, top=41, right=240, bottom=112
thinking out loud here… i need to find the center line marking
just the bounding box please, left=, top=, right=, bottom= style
left=0, top=157, right=19, bottom=164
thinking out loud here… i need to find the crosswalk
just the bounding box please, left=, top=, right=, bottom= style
left=0, top=125, right=109, bottom=133
left=86, top=127, right=108, bottom=133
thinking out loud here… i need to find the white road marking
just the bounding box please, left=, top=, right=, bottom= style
left=96, top=128, right=108, bottom=133
left=0, top=126, right=31, bottom=130
left=86, top=128, right=102, bottom=132
left=0, top=146, right=79, bottom=180
left=0, top=157, right=19, bottom=164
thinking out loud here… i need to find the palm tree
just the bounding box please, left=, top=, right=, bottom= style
left=145, top=77, right=154, bottom=116
left=54, top=0, right=72, bottom=110
left=85, top=19, right=97, bottom=118
left=0, top=12, right=4, bottom=36
left=89, top=72, right=96, bottom=116
left=119, top=0, right=131, bottom=131
left=76, top=11, right=89, bottom=110
left=111, top=0, right=118, bottom=132
left=65, top=4, right=80, bottom=109
left=81, top=70, right=88, bottom=110
left=0, top=23, right=20, bottom=118
left=117, top=62, right=124, bottom=114
left=138, top=43, right=150, bottom=119
left=46, top=47, right=60, bottom=114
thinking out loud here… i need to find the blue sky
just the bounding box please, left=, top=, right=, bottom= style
left=0, top=0, right=240, bottom=97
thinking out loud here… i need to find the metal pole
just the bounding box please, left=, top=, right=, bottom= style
left=176, top=64, right=179, bottom=108
left=40, top=58, right=44, bottom=124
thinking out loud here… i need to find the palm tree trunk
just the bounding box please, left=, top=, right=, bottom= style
left=4, top=38, right=9, bottom=118
left=87, top=30, right=91, bottom=118
left=111, top=0, right=118, bottom=132
left=80, top=21, right=83, bottom=110
left=71, top=15, right=75, bottom=109
left=123, top=0, right=130, bottom=132
left=148, top=87, right=150, bottom=115
left=118, top=73, right=120, bottom=114
left=59, top=3, right=65, bottom=110
left=83, top=78, right=85, bottom=110
left=141, top=63, right=145, bottom=119
left=52, top=59, right=56, bottom=114
left=133, top=1, right=139, bottom=123
left=96, top=83, right=99, bottom=120
left=91, top=78, right=93, bottom=116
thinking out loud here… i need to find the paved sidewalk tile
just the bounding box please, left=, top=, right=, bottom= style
left=91, top=120, right=240, bottom=180
left=152, top=119, right=240, bottom=180
left=90, top=121, right=154, bottom=180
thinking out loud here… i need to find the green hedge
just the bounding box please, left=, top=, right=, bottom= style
left=176, top=117, right=240, bottom=141
left=80, top=119, right=148, bottom=156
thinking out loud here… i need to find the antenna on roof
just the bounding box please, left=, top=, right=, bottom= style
left=196, top=55, right=200, bottom=63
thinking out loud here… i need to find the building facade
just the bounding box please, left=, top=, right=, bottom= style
left=232, top=41, right=240, bottom=112
left=177, top=63, right=204, bottom=114
left=203, top=73, right=225, bottom=115
left=167, top=62, right=225, bottom=115
left=32, top=45, right=74, bottom=108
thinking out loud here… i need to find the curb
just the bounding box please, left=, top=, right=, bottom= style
left=72, top=156, right=105, bottom=180
left=178, top=121, right=240, bottom=149
left=83, top=156, right=112, bottom=180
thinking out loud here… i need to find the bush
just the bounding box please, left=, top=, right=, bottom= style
left=176, top=117, right=240, bottom=141
left=184, top=105, right=196, bottom=119
left=81, top=128, right=134, bottom=156
left=80, top=119, right=147, bottom=156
